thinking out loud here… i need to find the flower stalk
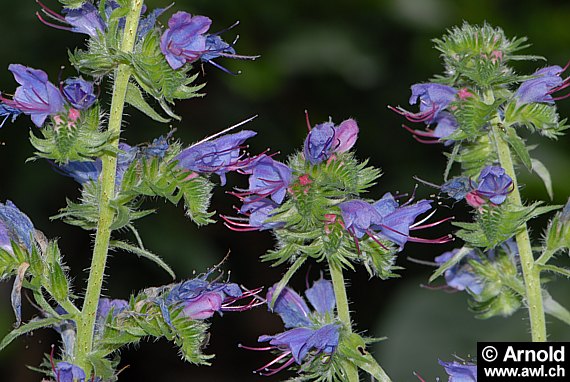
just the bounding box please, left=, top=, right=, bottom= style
left=75, top=0, right=145, bottom=373
left=328, top=260, right=360, bottom=382
left=491, top=124, right=547, bottom=341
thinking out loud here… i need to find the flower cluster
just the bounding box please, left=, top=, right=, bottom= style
left=441, top=165, right=513, bottom=208
left=242, top=278, right=340, bottom=376
left=0, top=64, right=97, bottom=128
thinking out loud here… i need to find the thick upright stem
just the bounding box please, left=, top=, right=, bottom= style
left=328, top=261, right=360, bottom=382
left=491, top=125, right=547, bottom=342
left=75, top=0, right=144, bottom=373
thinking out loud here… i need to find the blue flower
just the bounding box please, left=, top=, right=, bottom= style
left=242, top=157, right=293, bottom=204
left=2, top=64, right=65, bottom=127
left=391, top=83, right=457, bottom=124
left=340, top=194, right=447, bottom=250
left=0, top=200, right=35, bottom=254
left=402, top=111, right=458, bottom=145
left=303, top=118, right=359, bottom=164
left=434, top=248, right=484, bottom=295
left=62, top=77, right=97, bottom=110
left=97, top=298, right=128, bottom=320
left=223, top=197, right=284, bottom=232
left=36, top=1, right=105, bottom=38
left=0, top=102, right=22, bottom=128
left=140, top=135, right=170, bottom=159
left=245, top=279, right=340, bottom=376
left=339, top=200, right=383, bottom=239
left=515, top=65, right=568, bottom=105
left=441, top=177, right=472, bottom=201
left=57, top=143, right=138, bottom=186
left=160, top=11, right=258, bottom=72
left=160, top=12, right=211, bottom=69
left=439, top=359, right=477, bottom=382
left=475, top=166, right=513, bottom=205
left=62, top=3, right=106, bottom=37
left=175, top=130, right=257, bottom=186
left=55, top=361, right=86, bottom=382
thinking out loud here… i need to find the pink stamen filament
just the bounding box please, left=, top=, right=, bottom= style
left=410, top=216, right=454, bottom=230
left=36, top=0, right=66, bottom=21
left=365, top=229, right=389, bottom=250
left=36, top=12, right=73, bottom=31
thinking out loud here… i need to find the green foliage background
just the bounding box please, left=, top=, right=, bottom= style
left=1, top=0, right=569, bottom=381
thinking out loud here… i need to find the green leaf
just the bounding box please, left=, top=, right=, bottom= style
left=109, top=240, right=175, bottom=279
left=268, top=256, right=307, bottom=309
left=58, top=0, right=86, bottom=9
left=0, top=317, right=61, bottom=351
left=504, top=126, right=531, bottom=170
left=540, top=264, right=570, bottom=279
left=48, top=263, right=69, bottom=303
left=125, top=82, right=170, bottom=123
left=531, top=158, right=553, bottom=200
left=338, top=333, right=391, bottom=382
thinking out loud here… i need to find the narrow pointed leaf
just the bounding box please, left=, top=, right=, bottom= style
left=110, top=240, right=175, bottom=279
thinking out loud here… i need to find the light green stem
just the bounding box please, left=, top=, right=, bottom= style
left=75, top=0, right=144, bottom=374
left=328, top=261, right=360, bottom=382
left=491, top=125, right=547, bottom=342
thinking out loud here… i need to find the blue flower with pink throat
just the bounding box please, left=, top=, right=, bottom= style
left=241, top=278, right=340, bottom=376
left=464, top=165, right=513, bottom=208
left=161, top=274, right=262, bottom=324
left=303, top=118, right=359, bottom=164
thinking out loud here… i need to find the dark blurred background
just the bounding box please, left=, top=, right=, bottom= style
left=1, top=0, right=570, bottom=381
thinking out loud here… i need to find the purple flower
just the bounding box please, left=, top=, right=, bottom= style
left=160, top=11, right=258, bottom=72
left=402, top=112, right=458, bottom=145
left=339, top=200, right=383, bottom=239
left=474, top=166, right=513, bottom=205
left=55, top=362, right=86, bottom=382
left=140, top=135, right=170, bottom=159
left=434, top=249, right=484, bottom=295
left=0, top=102, right=21, bottom=128
left=515, top=65, right=569, bottom=105
left=439, top=360, right=477, bottom=382
left=391, top=83, right=457, bottom=125
left=372, top=194, right=433, bottom=248
left=36, top=1, right=105, bottom=38
left=1, top=64, right=65, bottom=127
left=441, top=177, right=471, bottom=201
left=97, top=298, right=128, bottom=319
left=175, top=130, right=257, bottom=186
left=242, top=157, right=293, bottom=204
left=340, top=194, right=447, bottom=250
left=0, top=200, right=35, bottom=254
left=223, top=197, right=283, bottom=232
left=160, top=12, right=211, bottom=70
left=303, top=118, right=359, bottom=164
left=62, top=3, right=106, bottom=37
left=244, top=279, right=340, bottom=376
left=165, top=277, right=243, bottom=321
left=62, top=77, right=97, bottom=110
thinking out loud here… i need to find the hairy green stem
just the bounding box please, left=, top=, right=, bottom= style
left=328, top=261, right=360, bottom=382
left=491, top=125, right=547, bottom=341
left=75, top=0, right=144, bottom=373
